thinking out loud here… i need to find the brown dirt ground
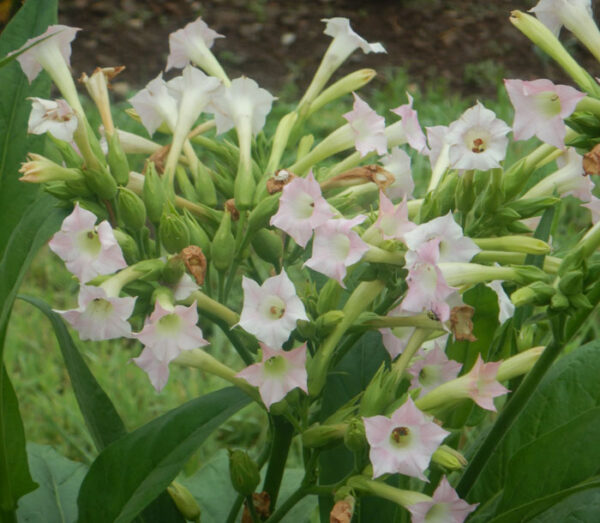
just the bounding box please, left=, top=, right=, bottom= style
left=51, top=0, right=600, bottom=99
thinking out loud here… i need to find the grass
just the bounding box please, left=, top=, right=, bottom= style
left=4, top=65, right=596, bottom=474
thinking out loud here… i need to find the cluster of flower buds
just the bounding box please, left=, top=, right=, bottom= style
left=11, top=0, right=600, bottom=520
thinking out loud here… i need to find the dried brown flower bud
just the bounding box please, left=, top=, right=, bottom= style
left=266, top=169, right=296, bottom=194
left=583, top=143, right=600, bottom=176
left=242, top=491, right=271, bottom=523
left=330, top=496, right=355, bottom=523
left=146, top=145, right=171, bottom=175
left=225, top=199, right=240, bottom=221
left=320, top=165, right=394, bottom=191
left=450, top=305, right=477, bottom=342
left=181, top=245, right=207, bottom=285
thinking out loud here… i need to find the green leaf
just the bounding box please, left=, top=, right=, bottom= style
left=0, top=0, right=56, bottom=259
left=77, top=387, right=251, bottom=523
left=500, top=407, right=600, bottom=511
left=16, top=443, right=87, bottom=523
left=18, top=295, right=127, bottom=451
left=527, top=487, right=600, bottom=522
left=469, top=340, right=600, bottom=505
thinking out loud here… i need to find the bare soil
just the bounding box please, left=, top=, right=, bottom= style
left=58, top=0, right=600, bottom=99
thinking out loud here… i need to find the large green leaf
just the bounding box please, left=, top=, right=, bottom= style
left=469, top=340, right=600, bottom=505
left=77, top=387, right=251, bottom=523
left=18, top=296, right=127, bottom=450
left=527, top=488, right=600, bottom=522
left=16, top=444, right=87, bottom=523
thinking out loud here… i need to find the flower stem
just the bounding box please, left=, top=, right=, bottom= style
left=264, top=486, right=308, bottom=523
left=262, top=416, right=294, bottom=511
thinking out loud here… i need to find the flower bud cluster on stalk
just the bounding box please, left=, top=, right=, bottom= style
left=10, top=1, right=600, bottom=520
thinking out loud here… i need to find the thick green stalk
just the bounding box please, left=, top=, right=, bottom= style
left=262, top=416, right=294, bottom=510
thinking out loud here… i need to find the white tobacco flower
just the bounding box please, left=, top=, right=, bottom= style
left=343, top=92, right=387, bottom=157
left=363, top=398, right=449, bottom=480
left=380, top=147, right=415, bottom=200
left=446, top=102, right=510, bottom=171
left=236, top=343, right=308, bottom=409
left=165, top=17, right=229, bottom=83
left=404, top=212, right=480, bottom=263
left=28, top=97, right=77, bottom=142
left=129, top=74, right=179, bottom=136
left=408, top=477, right=478, bottom=523
left=486, top=280, right=515, bottom=324
left=389, top=94, right=429, bottom=154
left=133, top=301, right=208, bottom=391
left=530, top=0, right=593, bottom=37
left=48, top=203, right=127, bottom=283
left=322, top=18, right=386, bottom=65
left=209, top=76, right=275, bottom=136
left=239, top=271, right=309, bottom=348
left=56, top=285, right=136, bottom=341
left=304, top=216, right=370, bottom=288
left=582, top=195, right=600, bottom=224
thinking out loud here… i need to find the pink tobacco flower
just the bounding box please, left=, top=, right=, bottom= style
left=373, top=191, right=416, bottom=242
left=239, top=270, right=308, bottom=348
left=401, top=239, right=456, bottom=322
left=505, top=78, right=585, bottom=149
left=304, top=216, right=370, bottom=287
left=270, top=171, right=334, bottom=247
left=363, top=397, right=449, bottom=480
left=380, top=146, right=415, bottom=199
left=408, top=344, right=462, bottom=397
left=209, top=76, right=275, bottom=136
left=28, top=97, right=77, bottom=142
left=379, top=327, right=413, bottom=361
left=465, top=355, right=509, bottom=411
left=129, top=74, right=179, bottom=136
left=390, top=94, right=429, bottom=154
left=583, top=195, right=600, bottom=224
left=486, top=280, right=515, bottom=324
left=56, top=285, right=136, bottom=341
left=10, top=24, right=79, bottom=84
left=236, top=343, right=308, bottom=409
left=404, top=212, right=480, bottom=263
left=48, top=203, right=127, bottom=283
left=446, top=102, right=510, bottom=171
left=166, top=17, right=224, bottom=71
left=133, top=301, right=208, bottom=391
left=343, top=92, right=387, bottom=157
left=408, top=477, right=478, bottom=523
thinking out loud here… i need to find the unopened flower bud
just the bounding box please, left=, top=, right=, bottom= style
left=84, top=165, right=118, bottom=200
left=316, top=279, right=343, bottom=315
left=107, top=131, right=130, bottom=185
left=182, top=209, right=211, bottom=254
left=251, top=228, right=283, bottom=267
left=507, top=196, right=560, bottom=218
left=315, top=310, right=345, bottom=335
left=550, top=291, right=570, bottom=311
left=510, top=281, right=556, bottom=307
left=431, top=445, right=467, bottom=471
left=143, top=161, right=167, bottom=224
left=497, top=346, right=544, bottom=381
left=44, top=182, right=75, bottom=200
left=162, top=255, right=186, bottom=285
left=294, top=319, right=317, bottom=340
left=112, top=229, right=140, bottom=264
left=474, top=236, right=551, bottom=255
left=167, top=481, right=201, bottom=522
left=247, top=193, right=281, bottom=233
left=517, top=325, right=536, bottom=352
left=569, top=292, right=593, bottom=310
left=19, top=153, right=84, bottom=184
left=558, top=270, right=584, bottom=296
left=302, top=423, right=347, bottom=448
left=117, top=187, right=146, bottom=232
left=211, top=210, right=235, bottom=271
left=344, top=418, right=366, bottom=453
left=228, top=449, right=260, bottom=496
left=160, top=208, right=190, bottom=254
left=48, top=134, right=84, bottom=168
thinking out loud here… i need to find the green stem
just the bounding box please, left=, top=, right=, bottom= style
left=262, top=416, right=294, bottom=511
left=0, top=509, right=17, bottom=523
left=264, top=487, right=308, bottom=523
left=389, top=328, right=430, bottom=386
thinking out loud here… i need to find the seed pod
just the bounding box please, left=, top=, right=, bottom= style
left=228, top=450, right=260, bottom=496
left=167, top=481, right=201, bottom=522
left=211, top=210, right=235, bottom=271
left=107, top=131, right=130, bottom=185
left=112, top=229, right=140, bottom=264
left=143, top=161, right=167, bottom=225
left=251, top=228, right=283, bottom=267
left=183, top=209, right=211, bottom=254
left=160, top=207, right=190, bottom=254
left=247, top=193, right=281, bottom=233
left=117, top=187, right=146, bottom=232
left=343, top=418, right=366, bottom=453
left=84, top=165, right=118, bottom=200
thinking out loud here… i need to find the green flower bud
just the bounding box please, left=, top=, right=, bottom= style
left=302, top=423, right=347, bottom=448
left=117, top=187, right=147, bottom=232
left=167, top=481, right=201, bottom=522
left=550, top=291, right=570, bottom=311
left=558, top=270, right=584, bottom=296
left=247, top=193, right=281, bottom=233
left=183, top=209, right=211, bottom=254
left=494, top=207, right=522, bottom=222
left=65, top=176, right=94, bottom=198
left=517, top=325, right=536, bottom=352
left=83, top=166, right=118, bottom=200
left=228, top=450, right=260, bottom=496
left=48, top=135, right=84, bottom=168
left=316, top=279, right=342, bottom=315
left=162, top=256, right=186, bottom=285
left=107, top=131, right=130, bottom=185
left=569, top=292, right=593, bottom=310
left=211, top=211, right=235, bottom=271
left=431, top=445, right=467, bottom=471
left=234, top=163, right=256, bottom=211
left=143, top=162, right=167, bottom=225
left=294, top=319, right=316, bottom=340
left=160, top=207, right=190, bottom=254
left=344, top=418, right=366, bottom=453
left=194, top=163, right=218, bottom=207
left=44, top=182, right=75, bottom=200
left=251, top=228, right=283, bottom=267
left=506, top=197, right=560, bottom=218
left=113, top=229, right=140, bottom=264
left=315, top=310, right=345, bottom=335
left=510, top=281, right=556, bottom=307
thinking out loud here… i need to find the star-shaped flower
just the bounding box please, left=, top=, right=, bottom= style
left=373, top=191, right=416, bottom=242
left=465, top=355, right=509, bottom=411
left=407, top=477, right=478, bottom=523
left=56, top=285, right=136, bottom=341
left=48, top=203, right=127, bottom=283
left=322, top=17, right=386, bottom=58
left=504, top=78, right=585, bottom=149
left=166, top=17, right=225, bottom=73
left=129, top=74, right=179, bottom=136
left=408, top=344, right=462, bottom=397
left=238, top=271, right=308, bottom=347
left=270, top=171, right=334, bottom=247
left=390, top=94, right=429, bottom=154
left=343, top=93, right=387, bottom=157
left=133, top=301, right=208, bottom=391
left=27, top=97, right=77, bottom=142
left=446, top=102, right=510, bottom=171
left=304, top=216, right=369, bottom=287
left=236, top=343, right=308, bottom=409
left=363, top=398, right=449, bottom=480
left=380, top=146, right=415, bottom=200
